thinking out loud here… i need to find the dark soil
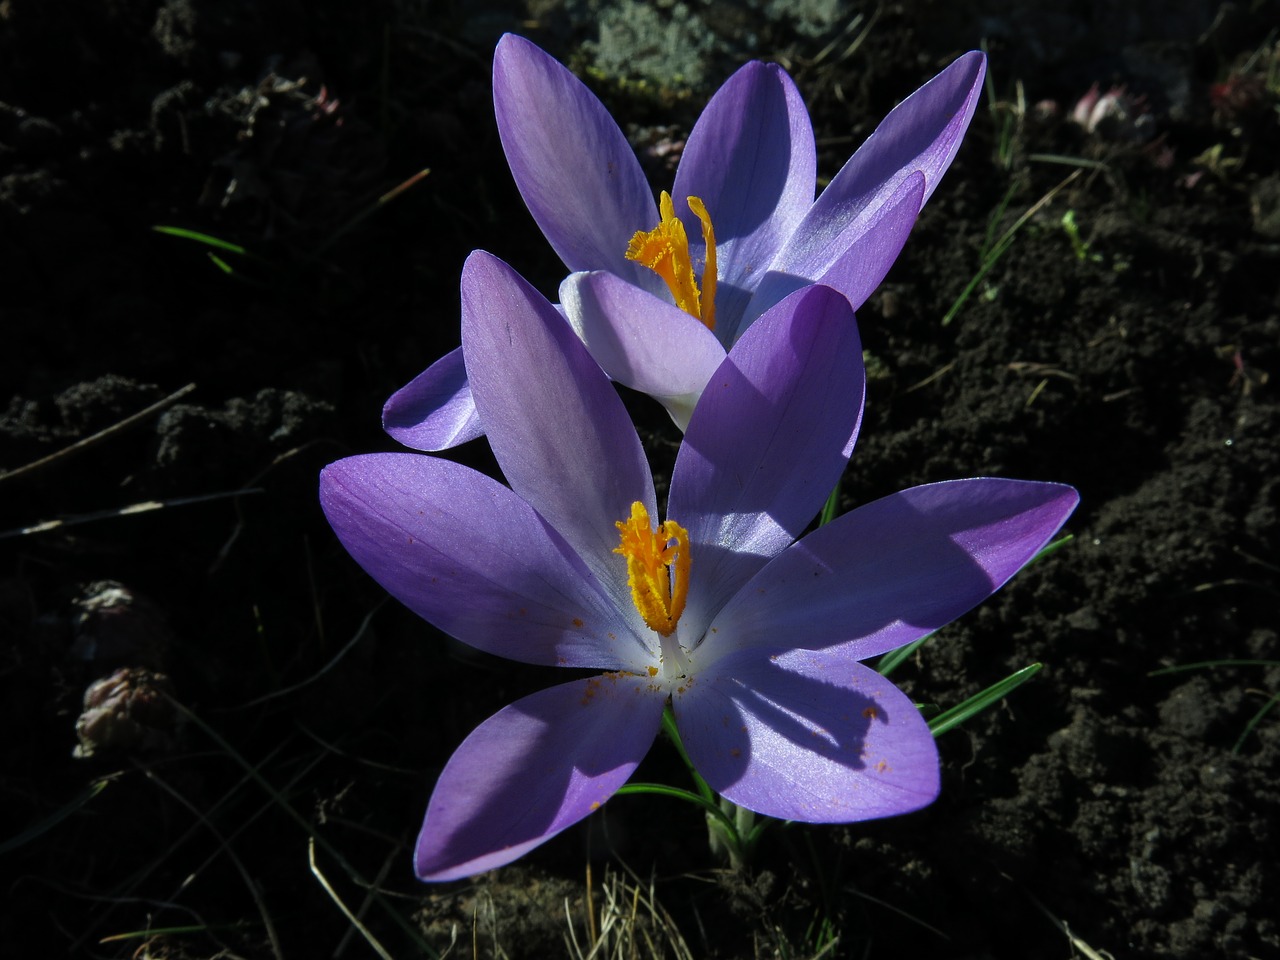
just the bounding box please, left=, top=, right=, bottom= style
left=3, top=2, right=1277, bottom=958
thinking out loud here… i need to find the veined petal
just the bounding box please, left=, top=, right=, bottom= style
left=494, top=33, right=657, bottom=283
left=740, top=172, right=924, bottom=336
left=382, top=347, right=483, bottom=451
left=675, top=648, right=938, bottom=822
left=704, top=479, right=1079, bottom=663
left=672, top=61, right=817, bottom=339
left=320, top=453, right=651, bottom=668
left=460, top=252, right=656, bottom=608
left=813, top=171, right=924, bottom=310
left=764, top=52, right=985, bottom=319
left=669, top=285, right=864, bottom=638
left=838, top=50, right=985, bottom=208
left=415, top=673, right=666, bottom=881
left=560, top=270, right=727, bottom=431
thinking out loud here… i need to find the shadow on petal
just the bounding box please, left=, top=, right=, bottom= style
left=672, top=285, right=864, bottom=623
left=673, top=61, right=815, bottom=336
left=675, top=650, right=937, bottom=822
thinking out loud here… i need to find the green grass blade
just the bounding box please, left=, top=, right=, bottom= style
left=981, top=179, right=1021, bottom=260
left=1146, top=659, right=1278, bottom=753
left=818, top=480, right=841, bottom=527
left=152, top=225, right=250, bottom=256
left=943, top=170, right=1082, bottom=327
left=929, top=663, right=1043, bottom=737
left=1233, top=690, right=1280, bottom=754
left=1148, top=658, right=1279, bottom=677
left=940, top=233, right=1015, bottom=326
left=875, top=634, right=934, bottom=678
left=1028, top=533, right=1074, bottom=565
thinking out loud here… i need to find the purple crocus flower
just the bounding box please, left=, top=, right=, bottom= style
left=321, top=250, right=1078, bottom=881
left=385, top=34, right=987, bottom=448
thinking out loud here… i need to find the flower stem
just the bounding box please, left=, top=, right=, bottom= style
left=616, top=704, right=771, bottom=869
left=614, top=782, right=740, bottom=839
left=660, top=703, right=715, bottom=803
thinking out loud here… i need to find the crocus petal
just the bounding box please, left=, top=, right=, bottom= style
left=812, top=171, right=924, bottom=309
left=560, top=270, right=728, bottom=430
left=669, top=285, right=864, bottom=636
left=672, top=60, right=817, bottom=337
left=320, top=453, right=652, bottom=669
left=416, top=673, right=666, bottom=881
left=704, top=479, right=1079, bottom=663
left=494, top=33, right=657, bottom=284
left=382, top=347, right=483, bottom=451
left=763, top=52, right=985, bottom=315
left=740, top=171, right=925, bottom=336
left=839, top=50, right=985, bottom=209
left=460, top=251, right=656, bottom=608
left=675, top=647, right=938, bottom=822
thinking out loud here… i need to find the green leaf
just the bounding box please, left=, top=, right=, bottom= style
left=929, top=663, right=1043, bottom=737
left=818, top=480, right=841, bottom=527
left=152, top=225, right=250, bottom=256
left=1148, top=658, right=1279, bottom=677
left=875, top=633, right=934, bottom=678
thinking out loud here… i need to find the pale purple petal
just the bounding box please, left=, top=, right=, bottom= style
left=494, top=33, right=656, bottom=283
left=703, top=479, right=1079, bottom=663
left=813, top=171, right=924, bottom=309
left=382, top=347, right=483, bottom=451
left=668, top=285, right=864, bottom=638
left=765, top=52, right=985, bottom=311
left=739, top=172, right=924, bottom=337
left=560, top=270, right=727, bottom=430
left=672, top=61, right=817, bottom=337
left=416, top=673, right=666, bottom=881
left=460, top=252, right=655, bottom=608
left=320, top=453, right=651, bottom=668
left=675, top=648, right=938, bottom=822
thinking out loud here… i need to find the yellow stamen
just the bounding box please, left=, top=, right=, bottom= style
left=686, top=196, right=716, bottom=332
left=613, top=501, right=691, bottom=637
left=625, top=191, right=717, bottom=331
